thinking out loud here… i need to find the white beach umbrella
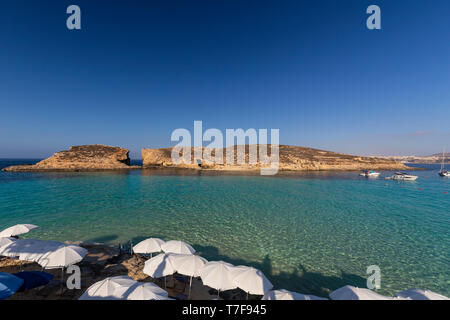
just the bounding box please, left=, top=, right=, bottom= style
left=124, top=282, right=171, bottom=300
left=230, top=266, right=273, bottom=296
left=143, top=253, right=176, bottom=279
left=329, top=285, right=393, bottom=300
left=18, top=240, right=64, bottom=262
left=0, top=224, right=38, bottom=238
left=38, top=245, right=87, bottom=269
left=0, top=238, right=20, bottom=259
left=262, top=289, right=328, bottom=300
left=0, top=237, right=16, bottom=248
left=79, top=276, right=138, bottom=300
left=0, top=239, right=59, bottom=258
left=394, top=288, right=449, bottom=300
left=161, top=240, right=195, bottom=255
left=169, top=253, right=208, bottom=297
left=0, top=244, right=18, bottom=258
left=169, top=254, right=208, bottom=277
left=133, top=238, right=165, bottom=255
left=199, top=261, right=237, bottom=296
left=292, top=292, right=328, bottom=300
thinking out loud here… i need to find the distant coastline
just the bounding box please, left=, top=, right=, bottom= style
left=375, top=154, right=449, bottom=165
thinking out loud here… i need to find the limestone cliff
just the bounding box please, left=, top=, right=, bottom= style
left=142, top=145, right=412, bottom=171
left=3, top=145, right=138, bottom=171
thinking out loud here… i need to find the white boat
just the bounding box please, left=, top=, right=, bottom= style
left=359, top=170, right=380, bottom=178
left=438, top=148, right=449, bottom=177
left=440, top=171, right=450, bottom=177
left=386, top=172, right=418, bottom=181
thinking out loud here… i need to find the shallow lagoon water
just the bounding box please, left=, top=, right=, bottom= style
left=0, top=160, right=449, bottom=297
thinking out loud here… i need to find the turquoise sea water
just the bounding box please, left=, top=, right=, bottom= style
left=0, top=160, right=449, bottom=297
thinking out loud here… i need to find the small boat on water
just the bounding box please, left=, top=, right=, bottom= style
left=359, top=170, right=380, bottom=178
left=440, top=171, right=450, bottom=177
left=386, top=172, right=418, bottom=181
left=438, top=148, right=449, bottom=177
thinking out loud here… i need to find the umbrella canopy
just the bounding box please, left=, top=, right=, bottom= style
left=168, top=254, right=208, bottom=277
left=18, top=240, right=64, bottom=262
left=0, top=243, right=19, bottom=258
left=330, top=285, right=393, bottom=300
left=394, top=288, right=449, bottom=300
left=199, top=261, right=237, bottom=292
left=0, top=224, right=39, bottom=238
left=0, top=239, right=63, bottom=260
left=262, top=289, right=328, bottom=300
left=0, top=237, right=16, bottom=248
left=0, top=272, right=24, bottom=300
left=125, top=282, right=170, bottom=300
left=79, top=276, right=138, bottom=300
left=143, top=253, right=176, bottom=278
left=79, top=276, right=172, bottom=300
left=133, top=238, right=165, bottom=254
left=38, top=245, right=87, bottom=269
left=13, top=271, right=54, bottom=291
left=161, top=240, right=195, bottom=255
left=230, top=266, right=273, bottom=295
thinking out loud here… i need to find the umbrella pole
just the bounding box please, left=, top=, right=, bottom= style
left=217, top=289, right=220, bottom=298
left=60, top=267, right=64, bottom=296
left=188, top=276, right=192, bottom=299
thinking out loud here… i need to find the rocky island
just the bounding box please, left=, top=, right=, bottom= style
left=142, top=145, right=413, bottom=171
left=2, top=144, right=414, bottom=172
left=2, top=145, right=139, bottom=172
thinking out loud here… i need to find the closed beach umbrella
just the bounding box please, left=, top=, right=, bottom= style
left=230, top=266, right=273, bottom=296
left=37, top=245, right=87, bottom=269
left=0, top=224, right=38, bottom=238
left=133, top=238, right=165, bottom=256
left=13, top=271, right=54, bottom=291
left=161, top=240, right=195, bottom=255
left=169, top=253, right=208, bottom=297
left=79, top=276, right=137, bottom=300
left=262, top=289, right=328, bottom=300
left=394, top=288, right=449, bottom=300
left=0, top=272, right=24, bottom=300
left=199, top=261, right=237, bottom=296
left=125, top=282, right=171, bottom=300
left=330, top=285, right=393, bottom=300
left=143, top=253, right=176, bottom=279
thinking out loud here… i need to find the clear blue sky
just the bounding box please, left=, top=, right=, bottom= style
left=1, top=0, right=449, bottom=159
